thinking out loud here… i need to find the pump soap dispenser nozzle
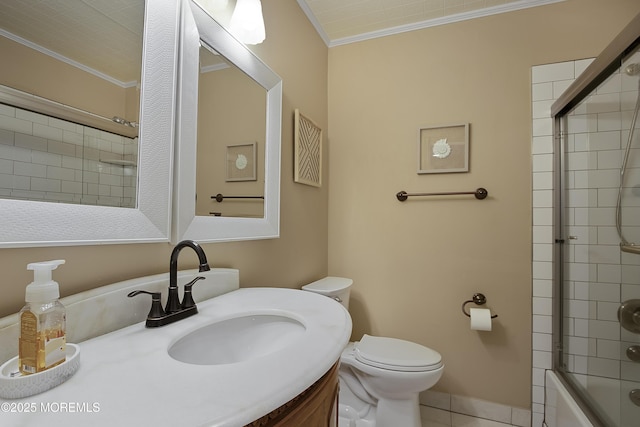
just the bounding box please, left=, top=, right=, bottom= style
left=25, top=260, right=65, bottom=303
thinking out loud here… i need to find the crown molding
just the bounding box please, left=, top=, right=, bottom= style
left=0, top=29, right=137, bottom=88
left=296, top=0, right=331, bottom=47
left=298, top=0, right=566, bottom=48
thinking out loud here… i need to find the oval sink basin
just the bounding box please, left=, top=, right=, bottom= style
left=168, top=314, right=306, bottom=365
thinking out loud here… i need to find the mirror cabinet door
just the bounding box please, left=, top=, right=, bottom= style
left=173, top=0, right=282, bottom=243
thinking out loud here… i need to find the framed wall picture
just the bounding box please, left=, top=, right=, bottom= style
left=418, top=123, right=469, bottom=174
left=226, top=142, right=257, bottom=181
left=294, top=109, right=322, bottom=187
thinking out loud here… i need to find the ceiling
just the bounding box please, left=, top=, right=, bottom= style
left=297, top=0, right=565, bottom=46
left=0, top=0, right=564, bottom=86
left=0, top=0, right=144, bottom=86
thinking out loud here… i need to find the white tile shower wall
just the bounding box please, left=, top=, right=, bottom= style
left=0, top=105, right=137, bottom=207
left=531, top=58, right=593, bottom=427
left=532, top=52, right=640, bottom=426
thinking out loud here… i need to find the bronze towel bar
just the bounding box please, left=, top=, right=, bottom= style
left=396, top=187, right=488, bottom=201
left=212, top=193, right=265, bottom=203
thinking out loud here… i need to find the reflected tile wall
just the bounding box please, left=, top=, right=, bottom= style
left=0, top=105, right=137, bottom=207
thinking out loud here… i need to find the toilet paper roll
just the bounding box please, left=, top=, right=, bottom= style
left=470, top=308, right=492, bottom=331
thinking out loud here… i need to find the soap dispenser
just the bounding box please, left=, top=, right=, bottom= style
left=19, top=260, right=67, bottom=375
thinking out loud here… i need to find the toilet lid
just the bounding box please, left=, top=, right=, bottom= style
left=354, top=335, right=442, bottom=372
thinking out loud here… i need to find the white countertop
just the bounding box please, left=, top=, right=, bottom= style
left=0, top=288, right=352, bottom=426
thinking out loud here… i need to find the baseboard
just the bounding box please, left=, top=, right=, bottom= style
left=420, top=390, right=531, bottom=427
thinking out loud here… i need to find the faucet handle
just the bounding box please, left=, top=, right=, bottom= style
left=181, top=276, right=206, bottom=310
left=128, top=290, right=165, bottom=319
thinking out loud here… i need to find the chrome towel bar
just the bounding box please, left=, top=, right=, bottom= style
left=212, top=193, right=265, bottom=202
left=396, top=187, right=488, bottom=201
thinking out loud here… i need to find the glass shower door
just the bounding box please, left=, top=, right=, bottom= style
left=558, top=47, right=640, bottom=427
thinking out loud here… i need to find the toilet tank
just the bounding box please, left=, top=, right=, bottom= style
left=302, top=277, right=353, bottom=309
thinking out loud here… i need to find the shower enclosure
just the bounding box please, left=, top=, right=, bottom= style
left=551, top=16, right=640, bottom=427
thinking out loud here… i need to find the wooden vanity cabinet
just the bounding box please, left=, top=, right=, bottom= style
left=246, top=361, right=339, bottom=427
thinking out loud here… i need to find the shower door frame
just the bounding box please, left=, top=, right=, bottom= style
left=550, top=12, right=640, bottom=427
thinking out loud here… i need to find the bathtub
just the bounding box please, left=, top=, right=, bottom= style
left=545, top=370, right=640, bottom=427
left=544, top=371, right=594, bottom=427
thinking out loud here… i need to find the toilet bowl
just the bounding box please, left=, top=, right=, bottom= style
left=302, top=277, right=444, bottom=427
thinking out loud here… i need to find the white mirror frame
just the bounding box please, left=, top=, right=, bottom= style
left=173, top=0, right=282, bottom=243
left=0, top=0, right=179, bottom=248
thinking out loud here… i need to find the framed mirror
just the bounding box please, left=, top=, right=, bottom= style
left=0, top=0, right=179, bottom=247
left=173, top=0, right=282, bottom=243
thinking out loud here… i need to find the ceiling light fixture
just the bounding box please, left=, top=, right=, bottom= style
left=229, top=0, right=265, bottom=45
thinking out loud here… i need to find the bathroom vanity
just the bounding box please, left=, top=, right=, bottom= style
left=0, top=270, right=352, bottom=426
left=248, top=362, right=339, bottom=426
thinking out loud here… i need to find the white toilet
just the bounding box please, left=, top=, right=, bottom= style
left=302, top=277, right=444, bottom=427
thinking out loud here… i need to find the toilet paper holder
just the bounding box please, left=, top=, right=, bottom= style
left=462, top=293, right=498, bottom=319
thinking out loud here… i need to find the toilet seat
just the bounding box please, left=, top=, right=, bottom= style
left=354, top=334, right=443, bottom=372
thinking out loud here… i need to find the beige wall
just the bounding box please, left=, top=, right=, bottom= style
left=0, top=0, right=329, bottom=317
left=0, top=37, right=131, bottom=120
left=196, top=62, right=266, bottom=218
left=327, top=0, right=640, bottom=410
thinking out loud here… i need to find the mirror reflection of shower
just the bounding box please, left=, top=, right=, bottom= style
left=616, top=62, right=640, bottom=254
left=112, top=116, right=139, bottom=128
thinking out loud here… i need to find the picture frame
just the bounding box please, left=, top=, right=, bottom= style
left=226, top=142, right=257, bottom=181
left=294, top=109, right=322, bottom=187
left=418, top=123, right=469, bottom=174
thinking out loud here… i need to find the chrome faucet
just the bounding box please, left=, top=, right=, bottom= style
left=127, top=240, right=210, bottom=327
